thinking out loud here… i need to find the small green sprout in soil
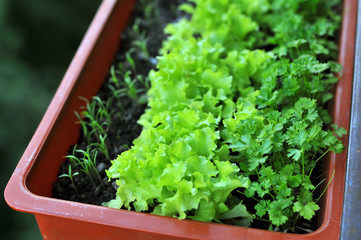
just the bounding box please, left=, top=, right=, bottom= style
left=58, top=164, right=79, bottom=197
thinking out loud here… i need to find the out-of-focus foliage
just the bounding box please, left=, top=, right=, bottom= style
left=0, top=0, right=100, bottom=239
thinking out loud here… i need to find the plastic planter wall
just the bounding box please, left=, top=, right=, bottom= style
left=340, top=1, right=361, bottom=239
left=4, top=0, right=357, bottom=239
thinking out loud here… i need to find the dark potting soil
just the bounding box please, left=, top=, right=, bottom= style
left=52, top=0, right=184, bottom=206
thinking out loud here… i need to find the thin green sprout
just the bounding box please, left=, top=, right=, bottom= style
left=59, top=164, right=79, bottom=197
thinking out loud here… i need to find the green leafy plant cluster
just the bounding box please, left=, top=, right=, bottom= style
left=105, top=0, right=345, bottom=232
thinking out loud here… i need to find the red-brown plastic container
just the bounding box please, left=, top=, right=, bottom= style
left=4, top=0, right=357, bottom=239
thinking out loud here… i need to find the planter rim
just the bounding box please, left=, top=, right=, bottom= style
left=340, top=0, right=361, bottom=239
left=4, top=0, right=358, bottom=239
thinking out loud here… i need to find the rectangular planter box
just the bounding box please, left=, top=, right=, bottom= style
left=4, top=0, right=358, bottom=239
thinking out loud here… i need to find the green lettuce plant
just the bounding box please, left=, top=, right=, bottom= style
left=105, top=0, right=345, bottom=232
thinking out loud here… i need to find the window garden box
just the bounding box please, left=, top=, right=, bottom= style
left=4, top=0, right=357, bottom=239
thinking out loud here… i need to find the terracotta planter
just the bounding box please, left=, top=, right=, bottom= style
left=4, top=0, right=357, bottom=239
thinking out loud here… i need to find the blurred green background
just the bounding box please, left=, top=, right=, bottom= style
left=0, top=0, right=100, bottom=239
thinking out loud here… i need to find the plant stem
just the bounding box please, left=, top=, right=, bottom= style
left=315, top=169, right=335, bottom=203
left=70, top=177, right=79, bottom=198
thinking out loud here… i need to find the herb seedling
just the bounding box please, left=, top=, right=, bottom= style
left=76, top=148, right=102, bottom=186
left=66, top=147, right=102, bottom=187
left=89, top=134, right=110, bottom=161
left=59, top=165, right=79, bottom=197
